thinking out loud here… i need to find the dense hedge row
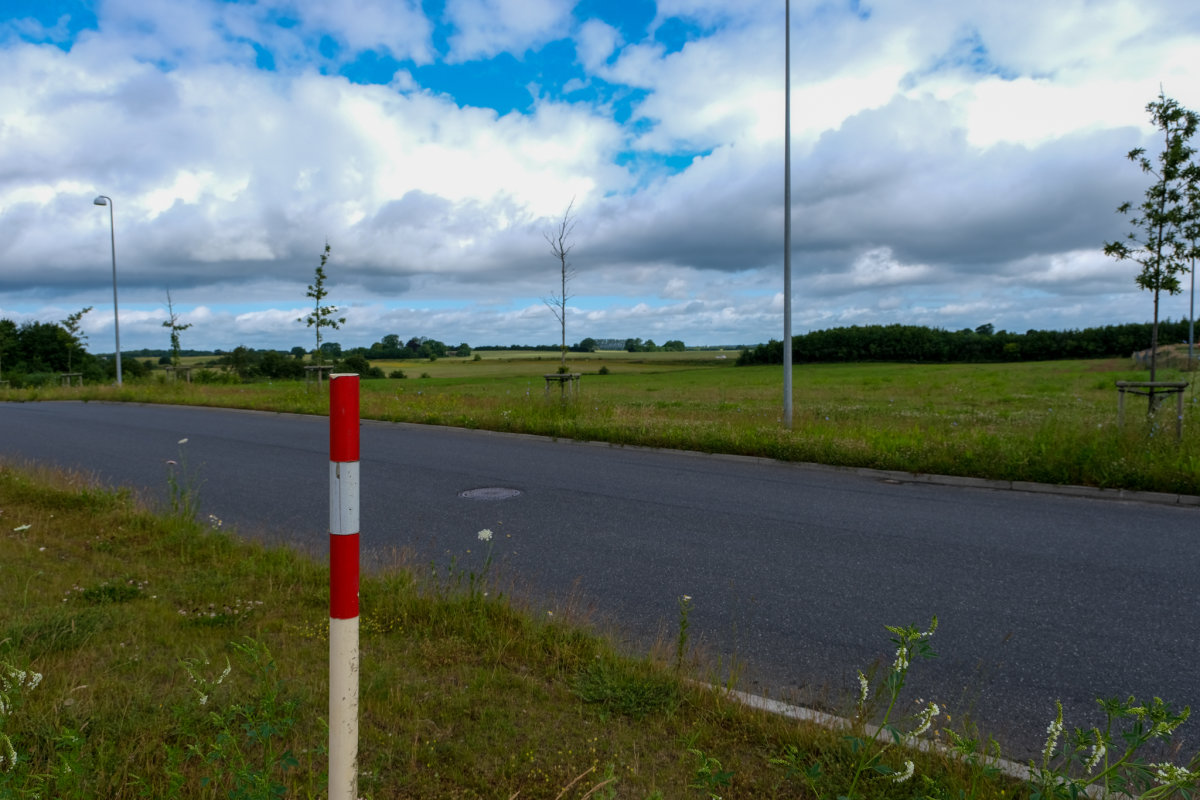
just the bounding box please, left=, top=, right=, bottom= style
left=736, top=321, right=1195, bottom=365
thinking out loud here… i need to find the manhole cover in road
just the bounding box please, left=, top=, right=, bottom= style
left=459, top=487, right=522, bottom=501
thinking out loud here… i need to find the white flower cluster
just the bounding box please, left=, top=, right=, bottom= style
left=186, top=657, right=233, bottom=707
left=477, top=529, right=493, bottom=542
left=1043, top=716, right=1064, bottom=763
left=890, top=760, right=914, bottom=783
left=912, top=701, right=940, bottom=737
left=0, top=663, right=43, bottom=772
left=0, top=734, right=16, bottom=772
left=0, top=664, right=43, bottom=714
left=1152, top=762, right=1196, bottom=785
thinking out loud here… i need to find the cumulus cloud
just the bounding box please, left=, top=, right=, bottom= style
left=443, top=0, right=573, bottom=62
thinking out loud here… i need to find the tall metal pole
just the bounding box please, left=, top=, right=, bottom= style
left=1189, top=252, right=1195, bottom=366
left=94, top=195, right=122, bottom=385
left=783, top=0, right=794, bottom=427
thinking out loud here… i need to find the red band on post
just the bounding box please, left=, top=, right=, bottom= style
left=329, top=375, right=360, bottom=462
left=329, top=533, right=360, bottom=619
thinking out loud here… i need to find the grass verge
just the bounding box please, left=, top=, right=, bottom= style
left=0, top=462, right=1031, bottom=799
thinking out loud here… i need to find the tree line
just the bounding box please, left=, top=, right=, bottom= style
left=0, top=319, right=132, bottom=384
left=735, top=321, right=1196, bottom=366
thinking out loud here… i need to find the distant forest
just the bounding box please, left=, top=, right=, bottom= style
left=736, top=321, right=1196, bottom=365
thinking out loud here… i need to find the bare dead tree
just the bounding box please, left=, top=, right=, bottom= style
left=543, top=199, right=577, bottom=370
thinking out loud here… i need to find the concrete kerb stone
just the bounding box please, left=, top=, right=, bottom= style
left=1118, top=489, right=1188, bottom=505
left=704, top=684, right=1122, bottom=799
left=705, top=685, right=1040, bottom=788
left=1011, top=481, right=1114, bottom=499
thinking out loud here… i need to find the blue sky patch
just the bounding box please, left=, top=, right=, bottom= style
left=654, top=17, right=708, bottom=54
left=574, top=0, right=655, bottom=42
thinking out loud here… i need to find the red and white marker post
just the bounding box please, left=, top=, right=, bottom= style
left=328, top=373, right=360, bottom=800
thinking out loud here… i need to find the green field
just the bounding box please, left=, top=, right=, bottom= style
left=4, top=352, right=1198, bottom=494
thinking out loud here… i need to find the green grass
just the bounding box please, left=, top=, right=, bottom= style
left=6, top=354, right=1198, bottom=494
left=0, top=463, right=1026, bottom=799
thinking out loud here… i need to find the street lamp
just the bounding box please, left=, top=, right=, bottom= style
left=93, top=195, right=122, bottom=385
left=783, top=0, right=793, bottom=428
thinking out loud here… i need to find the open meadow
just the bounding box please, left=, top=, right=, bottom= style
left=5, top=351, right=1197, bottom=494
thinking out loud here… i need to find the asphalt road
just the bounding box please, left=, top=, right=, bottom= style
left=2, top=400, right=1197, bottom=759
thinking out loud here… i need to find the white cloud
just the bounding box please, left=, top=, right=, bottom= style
left=576, top=18, right=621, bottom=73
left=443, top=0, right=573, bottom=62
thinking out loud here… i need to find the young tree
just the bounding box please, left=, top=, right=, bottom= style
left=543, top=200, right=576, bottom=370
left=1104, top=92, right=1199, bottom=391
left=161, top=290, right=193, bottom=369
left=61, top=306, right=92, bottom=373
left=298, top=242, right=345, bottom=366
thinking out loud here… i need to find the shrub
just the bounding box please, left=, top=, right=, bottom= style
left=388, top=369, right=407, bottom=379
left=192, top=369, right=240, bottom=385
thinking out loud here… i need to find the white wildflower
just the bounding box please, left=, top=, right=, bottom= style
left=1152, top=763, right=1195, bottom=784
left=892, top=645, right=909, bottom=673
left=891, top=760, right=914, bottom=783
left=1085, top=742, right=1106, bottom=774
left=912, top=702, right=939, bottom=737
left=177, top=438, right=188, bottom=445
left=1042, top=703, right=1064, bottom=764
left=12, top=524, right=30, bottom=532
left=477, top=529, right=493, bottom=542
left=680, top=595, right=692, bottom=603
left=0, top=732, right=16, bottom=771
left=857, top=671, right=869, bottom=708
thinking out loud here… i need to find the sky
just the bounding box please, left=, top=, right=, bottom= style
left=1, top=0, right=1199, bottom=353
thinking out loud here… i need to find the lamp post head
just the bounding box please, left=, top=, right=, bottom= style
left=93, top=196, right=108, bottom=206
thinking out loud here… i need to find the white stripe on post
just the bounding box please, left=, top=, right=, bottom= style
left=329, top=374, right=360, bottom=800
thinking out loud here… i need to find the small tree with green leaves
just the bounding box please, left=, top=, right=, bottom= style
left=161, top=290, right=192, bottom=369
left=61, top=306, right=92, bottom=373
left=297, top=242, right=345, bottom=366
left=1104, top=92, right=1199, bottom=393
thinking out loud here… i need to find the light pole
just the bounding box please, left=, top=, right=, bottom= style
left=93, top=195, right=122, bottom=385
left=783, top=0, right=793, bottom=427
